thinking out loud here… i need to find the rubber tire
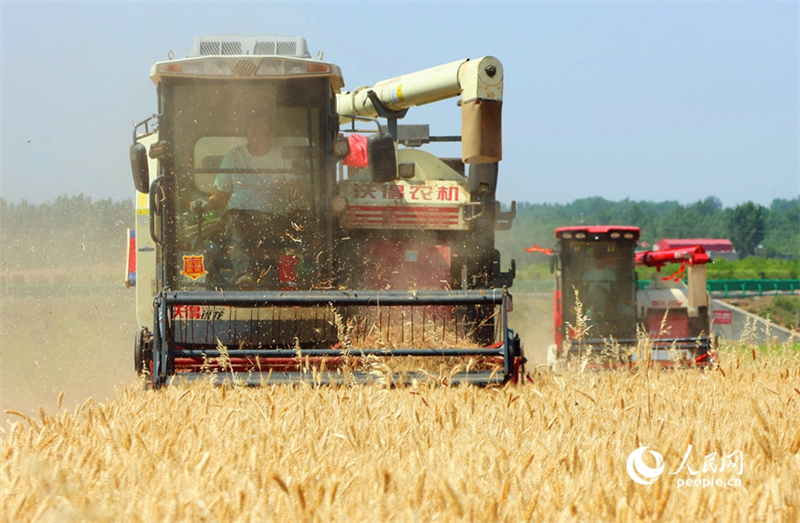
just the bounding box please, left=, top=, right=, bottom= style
left=134, top=330, right=144, bottom=375
left=134, top=328, right=153, bottom=376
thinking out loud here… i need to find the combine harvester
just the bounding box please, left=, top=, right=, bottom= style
left=126, top=35, right=521, bottom=387
left=537, top=226, right=713, bottom=369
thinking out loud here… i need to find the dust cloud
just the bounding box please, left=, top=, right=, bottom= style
left=0, top=266, right=136, bottom=425
left=0, top=197, right=136, bottom=423
left=0, top=281, right=553, bottom=424
left=507, top=294, right=553, bottom=366
left=0, top=280, right=554, bottom=425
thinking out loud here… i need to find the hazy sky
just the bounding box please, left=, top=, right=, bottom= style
left=1, top=1, right=798, bottom=207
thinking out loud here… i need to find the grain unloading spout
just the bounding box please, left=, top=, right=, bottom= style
left=336, top=57, right=503, bottom=164
left=635, top=245, right=711, bottom=311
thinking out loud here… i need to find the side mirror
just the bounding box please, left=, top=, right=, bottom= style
left=368, top=134, right=397, bottom=183
left=130, top=143, right=149, bottom=194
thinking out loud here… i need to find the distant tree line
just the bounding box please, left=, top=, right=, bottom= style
left=0, top=195, right=133, bottom=271
left=498, top=196, right=799, bottom=272
left=0, top=194, right=796, bottom=275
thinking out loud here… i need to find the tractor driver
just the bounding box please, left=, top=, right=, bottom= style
left=193, top=110, right=309, bottom=289
left=581, top=255, right=617, bottom=321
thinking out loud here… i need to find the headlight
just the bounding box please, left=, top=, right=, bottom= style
left=255, top=59, right=331, bottom=76
left=156, top=58, right=234, bottom=77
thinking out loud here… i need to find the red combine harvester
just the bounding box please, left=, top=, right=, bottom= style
left=542, top=226, right=713, bottom=369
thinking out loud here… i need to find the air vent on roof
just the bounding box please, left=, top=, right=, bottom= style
left=191, top=35, right=310, bottom=58
left=254, top=41, right=276, bottom=55
left=199, top=41, right=220, bottom=55
left=277, top=41, right=297, bottom=56
left=220, top=41, right=242, bottom=55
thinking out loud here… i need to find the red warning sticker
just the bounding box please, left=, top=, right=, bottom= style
left=712, top=309, right=732, bottom=325
left=181, top=255, right=207, bottom=280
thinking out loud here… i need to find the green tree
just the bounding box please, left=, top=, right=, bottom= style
left=693, top=196, right=723, bottom=216
left=763, top=197, right=800, bottom=257
left=628, top=202, right=645, bottom=225
left=728, top=201, right=766, bottom=259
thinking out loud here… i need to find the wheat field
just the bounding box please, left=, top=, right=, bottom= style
left=2, top=341, right=799, bottom=523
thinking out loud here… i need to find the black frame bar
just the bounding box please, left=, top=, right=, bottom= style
left=163, top=289, right=506, bottom=307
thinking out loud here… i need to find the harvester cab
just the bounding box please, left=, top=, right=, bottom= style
left=126, top=35, right=520, bottom=387
left=546, top=226, right=711, bottom=368
left=551, top=227, right=640, bottom=352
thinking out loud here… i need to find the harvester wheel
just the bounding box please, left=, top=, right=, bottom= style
left=134, top=328, right=153, bottom=376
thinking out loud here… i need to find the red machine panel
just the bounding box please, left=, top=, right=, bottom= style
left=342, top=180, right=467, bottom=231
left=366, top=240, right=451, bottom=291
left=647, top=309, right=689, bottom=339
left=347, top=206, right=460, bottom=229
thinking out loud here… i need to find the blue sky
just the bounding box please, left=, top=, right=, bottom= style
left=1, top=1, right=798, bottom=207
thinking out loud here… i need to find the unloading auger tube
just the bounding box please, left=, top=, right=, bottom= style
left=336, top=57, right=503, bottom=164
